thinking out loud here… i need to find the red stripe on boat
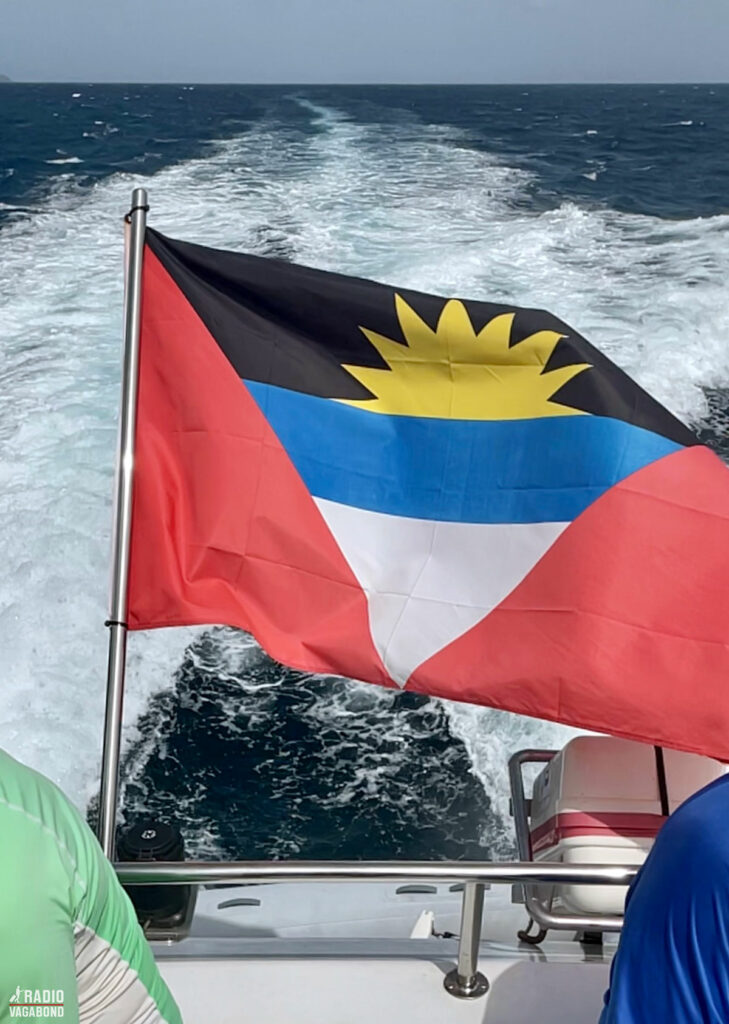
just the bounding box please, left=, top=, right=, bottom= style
left=530, top=812, right=667, bottom=854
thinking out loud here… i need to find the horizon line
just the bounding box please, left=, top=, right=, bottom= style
left=3, top=79, right=729, bottom=87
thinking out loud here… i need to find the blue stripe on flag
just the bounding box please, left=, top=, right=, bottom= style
left=245, top=380, right=681, bottom=524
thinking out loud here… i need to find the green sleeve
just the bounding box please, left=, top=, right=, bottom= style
left=0, top=803, right=80, bottom=1024
left=0, top=750, right=182, bottom=1024
left=71, top=808, right=183, bottom=1024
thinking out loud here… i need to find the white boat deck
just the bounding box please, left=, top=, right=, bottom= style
left=154, top=882, right=614, bottom=1023
left=160, top=955, right=610, bottom=1024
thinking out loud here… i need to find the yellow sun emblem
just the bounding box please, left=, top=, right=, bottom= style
left=341, top=294, right=591, bottom=420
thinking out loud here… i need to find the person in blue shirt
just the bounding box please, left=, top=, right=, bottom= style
left=600, top=773, right=729, bottom=1023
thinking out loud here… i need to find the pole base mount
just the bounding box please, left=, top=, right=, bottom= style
left=443, top=968, right=489, bottom=999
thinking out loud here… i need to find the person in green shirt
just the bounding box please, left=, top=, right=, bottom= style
left=0, top=748, right=182, bottom=1023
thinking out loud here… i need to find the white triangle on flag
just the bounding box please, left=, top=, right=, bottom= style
left=314, top=497, right=568, bottom=686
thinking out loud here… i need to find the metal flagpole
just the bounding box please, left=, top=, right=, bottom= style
left=98, top=187, right=149, bottom=858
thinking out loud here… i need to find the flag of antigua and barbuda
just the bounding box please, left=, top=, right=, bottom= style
left=128, top=228, right=729, bottom=759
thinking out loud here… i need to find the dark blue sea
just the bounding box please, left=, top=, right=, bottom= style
left=1, top=84, right=728, bottom=860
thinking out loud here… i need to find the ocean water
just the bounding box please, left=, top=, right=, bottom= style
left=1, top=84, right=729, bottom=860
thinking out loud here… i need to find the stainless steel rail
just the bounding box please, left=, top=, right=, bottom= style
left=509, top=749, right=628, bottom=934
left=443, top=881, right=488, bottom=998
left=114, top=860, right=637, bottom=886
left=99, top=187, right=148, bottom=858
left=115, top=858, right=636, bottom=999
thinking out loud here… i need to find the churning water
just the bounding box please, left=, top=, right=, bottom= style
left=1, top=84, right=728, bottom=858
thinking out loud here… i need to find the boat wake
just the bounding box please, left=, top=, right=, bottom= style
left=1, top=95, right=728, bottom=856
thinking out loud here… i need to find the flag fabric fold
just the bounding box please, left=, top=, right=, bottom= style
left=128, top=228, right=729, bottom=759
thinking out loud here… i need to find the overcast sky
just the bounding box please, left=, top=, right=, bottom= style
left=2, top=0, right=728, bottom=83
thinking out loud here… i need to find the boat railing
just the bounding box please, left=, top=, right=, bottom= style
left=509, top=748, right=629, bottom=941
left=115, top=858, right=637, bottom=999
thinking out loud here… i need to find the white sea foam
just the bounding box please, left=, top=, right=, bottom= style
left=2, top=100, right=729, bottom=824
